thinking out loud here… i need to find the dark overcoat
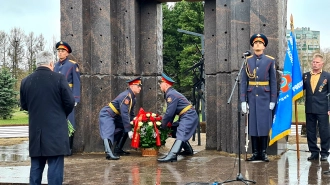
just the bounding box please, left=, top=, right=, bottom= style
left=161, top=87, right=198, bottom=141
left=20, top=67, right=75, bottom=157
left=240, top=54, right=277, bottom=136
left=99, top=88, right=136, bottom=144
left=54, top=57, right=80, bottom=128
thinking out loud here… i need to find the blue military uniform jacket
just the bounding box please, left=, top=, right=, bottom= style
left=303, top=71, right=330, bottom=114
left=54, top=57, right=80, bottom=128
left=162, top=87, right=198, bottom=141
left=99, top=88, right=136, bottom=143
left=240, top=53, right=277, bottom=136
left=54, top=57, right=81, bottom=103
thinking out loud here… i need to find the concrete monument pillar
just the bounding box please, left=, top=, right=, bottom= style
left=204, top=0, right=287, bottom=154
left=60, top=0, right=287, bottom=154
left=60, top=0, right=163, bottom=153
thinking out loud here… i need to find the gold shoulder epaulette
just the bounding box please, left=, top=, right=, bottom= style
left=69, top=60, right=77, bottom=64
left=265, top=55, right=275, bottom=60
left=246, top=56, right=253, bottom=59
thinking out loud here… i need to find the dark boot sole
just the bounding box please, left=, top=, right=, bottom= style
left=106, top=156, right=120, bottom=160
left=114, top=152, right=130, bottom=156
left=246, top=159, right=261, bottom=161
left=114, top=149, right=131, bottom=155
left=157, top=159, right=177, bottom=162
left=246, top=155, right=260, bottom=161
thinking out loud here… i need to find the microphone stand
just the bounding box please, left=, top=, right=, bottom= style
left=219, top=54, right=256, bottom=185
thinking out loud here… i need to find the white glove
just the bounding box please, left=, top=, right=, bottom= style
left=128, top=131, right=133, bottom=139
left=74, top=102, right=78, bottom=106
left=241, top=102, right=249, bottom=114
left=269, top=102, right=275, bottom=110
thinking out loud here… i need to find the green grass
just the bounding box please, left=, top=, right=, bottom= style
left=292, top=104, right=305, bottom=122
left=0, top=108, right=28, bottom=126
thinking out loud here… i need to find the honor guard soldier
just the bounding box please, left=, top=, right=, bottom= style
left=99, top=77, right=142, bottom=160
left=157, top=73, right=198, bottom=162
left=54, top=41, right=81, bottom=155
left=240, top=34, right=277, bottom=162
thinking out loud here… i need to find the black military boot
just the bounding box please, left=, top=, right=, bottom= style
left=171, top=125, right=178, bottom=138
left=247, top=136, right=260, bottom=161
left=260, top=136, right=269, bottom=162
left=114, top=133, right=130, bottom=155
left=178, top=141, right=194, bottom=156
left=67, top=135, right=74, bottom=156
left=104, top=139, right=120, bottom=160
left=158, top=140, right=183, bottom=162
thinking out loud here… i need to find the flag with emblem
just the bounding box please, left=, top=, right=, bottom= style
left=269, top=31, right=303, bottom=146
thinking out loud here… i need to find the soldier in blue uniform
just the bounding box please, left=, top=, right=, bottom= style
left=240, top=34, right=277, bottom=162
left=157, top=73, right=199, bottom=162
left=99, top=77, right=142, bottom=160
left=54, top=41, right=81, bottom=155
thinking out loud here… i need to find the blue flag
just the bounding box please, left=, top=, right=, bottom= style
left=269, top=32, right=303, bottom=146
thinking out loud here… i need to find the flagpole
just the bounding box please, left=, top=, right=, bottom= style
left=291, top=14, right=300, bottom=161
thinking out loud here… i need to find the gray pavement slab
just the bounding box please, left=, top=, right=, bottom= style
left=0, top=126, right=28, bottom=138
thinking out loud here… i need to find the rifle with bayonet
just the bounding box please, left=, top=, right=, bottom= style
left=244, top=109, right=249, bottom=160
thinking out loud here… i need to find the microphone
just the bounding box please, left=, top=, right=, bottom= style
left=243, top=50, right=251, bottom=56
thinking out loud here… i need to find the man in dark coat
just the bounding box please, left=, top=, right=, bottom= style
left=99, top=77, right=142, bottom=160
left=157, top=73, right=199, bottom=162
left=54, top=41, right=80, bottom=155
left=240, top=34, right=277, bottom=162
left=20, top=51, right=75, bottom=185
left=303, top=53, right=330, bottom=161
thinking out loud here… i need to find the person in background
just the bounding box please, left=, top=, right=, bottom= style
left=54, top=41, right=81, bottom=155
left=240, top=33, right=277, bottom=162
left=99, top=77, right=142, bottom=160
left=157, top=73, right=198, bottom=162
left=303, top=53, right=330, bottom=161
left=20, top=51, right=75, bottom=185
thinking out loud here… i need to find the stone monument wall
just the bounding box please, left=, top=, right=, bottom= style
left=60, top=0, right=287, bottom=154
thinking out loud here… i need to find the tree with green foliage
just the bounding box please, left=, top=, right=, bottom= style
left=163, top=1, right=204, bottom=100
left=0, top=68, right=18, bottom=119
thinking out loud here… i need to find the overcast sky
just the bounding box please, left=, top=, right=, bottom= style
left=0, top=0, right=60, bottom=50
left=287, top=0, right=330, bottom=49
left=0, top=1, right=329, bottom=49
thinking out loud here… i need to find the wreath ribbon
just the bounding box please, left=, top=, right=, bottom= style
left=131, top=108, right=145, bottom=148
left=153, top=121, right=161, bottom=147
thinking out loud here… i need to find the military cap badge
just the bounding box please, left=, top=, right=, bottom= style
left=250, top=33, right=268, bottom=47
left=56, top=41, right=72, bottom=53
left=127, top=77, right=142, bottom=86
left=160, top=73, right=175, bottom=85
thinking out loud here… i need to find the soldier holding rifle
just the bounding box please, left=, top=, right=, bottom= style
left=240, top=34, right=277, bottom=162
